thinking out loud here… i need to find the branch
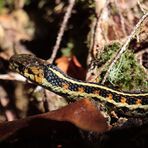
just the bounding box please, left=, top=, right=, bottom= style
left=48, top=0, right=75, bottom=63
left=0, top=73, right=26, bottom=82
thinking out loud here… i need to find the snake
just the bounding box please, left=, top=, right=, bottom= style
left=9, top=54, right=148, bottom=118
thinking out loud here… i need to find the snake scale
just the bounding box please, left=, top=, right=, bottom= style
left=9, top=54, right=148, bottom=118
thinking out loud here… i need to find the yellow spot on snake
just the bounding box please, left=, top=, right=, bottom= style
left=121, top=97, right=127, bottom=103
left=78, top=87, right=85, bottom=93
left=107, top=93, right=113, bottom=100
left=93, top=90, right=100, bottom=95
left=30, top=66, right=40, bottom=75
left=62, top=83, right=69, bottom=89
left=136, top=99, right=142, bottom=105
left=24, top=68, right=28, bottom=74
left=34, top=75, right=43, bottom=84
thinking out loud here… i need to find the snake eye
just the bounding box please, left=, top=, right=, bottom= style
left=27, top=67, right=34, bottom=74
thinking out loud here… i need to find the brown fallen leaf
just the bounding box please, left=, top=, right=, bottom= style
left=0, top=99, right=110, bottom=141
left=67, top=56, right=86, bottom=81
left=55, top=56, right=70, bottom=73
left=56, top=55, right=86, bottom=81
left=47, top=98, right=110, bottom=131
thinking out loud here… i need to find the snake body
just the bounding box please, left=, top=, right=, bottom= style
left=9, top=54, right=148, bottom=117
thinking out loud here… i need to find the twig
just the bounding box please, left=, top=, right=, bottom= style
left=86, top=0, right=109, bottom=81
left=101, top=12, right=148, bottom=84
left=0, top=97, right=18, bottom=121
left=0, top=73, right=26, bottom=82
left=48, top=0, right=75, bottom=63
left=137, top=0, right=146, bottom=14
left=43, top=89, right=50, bottom=112
left=92, top=0, right=109, bottom=59
left=0, top=86, right=18, bottom=121
left=135, top=48, right=148, bottom=75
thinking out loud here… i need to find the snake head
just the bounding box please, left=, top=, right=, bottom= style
left=9, top=54, right=46, bottom=84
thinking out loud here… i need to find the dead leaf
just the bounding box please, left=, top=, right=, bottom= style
left=0, top=99, right=110, bottom=141
left=56, top=55, right=86, bottom=80
left=55, top=56, right=70, bottom=73
left=67, top=56, right=86, bottom=81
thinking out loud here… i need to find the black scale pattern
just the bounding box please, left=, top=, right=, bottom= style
left=44, top=64, right=148, bottom=106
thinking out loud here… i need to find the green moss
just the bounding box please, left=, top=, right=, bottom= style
left=108, top=50, right=148, bottom=91
left=97, top=42, right=121, bottom=67
left=96, top=42, right=148, bottom=91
